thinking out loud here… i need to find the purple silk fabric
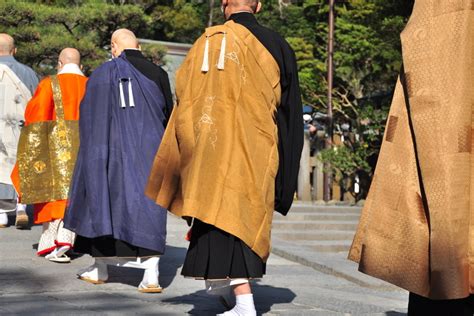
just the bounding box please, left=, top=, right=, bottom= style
left=64, top=54, right=167, bottom=253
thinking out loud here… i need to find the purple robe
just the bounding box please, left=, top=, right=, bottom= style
left=64, top=54, right=167, bottom=253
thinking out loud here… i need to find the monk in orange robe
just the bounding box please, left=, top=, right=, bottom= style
left=11, top=48, right=87, bottom=263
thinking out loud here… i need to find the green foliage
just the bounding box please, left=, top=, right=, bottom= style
left=0, top=0, right=165, bottom=75
left=1, top=0, right=415, bottom=199
left=150, top=1, right=206, bottom=43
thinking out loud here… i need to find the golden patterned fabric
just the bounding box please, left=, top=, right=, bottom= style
left=17, top=75, right=79, bottom=204
left=349, top=0, right=474, bottom=300
left=146, top=21, right=281, bottom=261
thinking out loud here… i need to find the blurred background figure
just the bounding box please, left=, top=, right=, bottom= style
left=0, top=33, right=38, bottom=229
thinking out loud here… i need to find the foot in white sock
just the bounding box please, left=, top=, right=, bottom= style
left=217, top=294, right=256, bottom=316
left=45, top=247, right=71, bottom=263
left=78, top=260, right=108, bottom=284
left=15, top=203, right=28, bottom=228
left=138, top=257, right=162, bottom=293
left=0, top=213, right=8, bottom=227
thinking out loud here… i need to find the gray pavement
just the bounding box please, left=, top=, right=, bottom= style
left=0, top=206, right=408, bottom=315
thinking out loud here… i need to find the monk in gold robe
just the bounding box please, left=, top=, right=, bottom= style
left=146, top=0, right=303, bottom=314
left=349, top=1, right=474, bottom=313
left=12, top=48, right=87, bottom=263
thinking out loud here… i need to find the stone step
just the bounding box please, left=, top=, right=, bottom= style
left=273, top=230, right=355, bottom=241
left=271, top=239, right=401, bottom=290
left=289, top=204, right=362, bottom=214
left=279, top=240, right=352, bottom=253
left=275, top=212, right=361, bottom=221
left=306, top=241, right=352, bottom=253
left=272, top=220, right=359, bottom=231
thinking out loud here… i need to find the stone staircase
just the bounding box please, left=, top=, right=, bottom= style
left=272, top=204, right=360, bottom=254
left=271, top=203, right=401, bottom=290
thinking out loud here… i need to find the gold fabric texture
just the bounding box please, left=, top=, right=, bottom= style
left=17, top=75, right=79, bottom=204
left=349, top=0, right=474, bottom=300
left=146, top=21, right=281, bottom=261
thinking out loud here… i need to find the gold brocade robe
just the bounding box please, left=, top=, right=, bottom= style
left=349, top=0, right=474, bottom=300
left=146, top=20, right=281, bottom=261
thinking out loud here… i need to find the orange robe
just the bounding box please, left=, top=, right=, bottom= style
left=11, top=73, right=87, bottom=224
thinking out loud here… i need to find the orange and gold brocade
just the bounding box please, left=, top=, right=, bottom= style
left=11, top=74, right=87, bottom=224
left=349, top=1, right=474, bottom=300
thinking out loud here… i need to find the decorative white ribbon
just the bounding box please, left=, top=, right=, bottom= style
left=217, top=32, right=226, bottom=70
left=128, top=79, right=135, bottom=108
left=201, top=36, right=210, bottom=73
left=119, top=80, right=126, bottom=108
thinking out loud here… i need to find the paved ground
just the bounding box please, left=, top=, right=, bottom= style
left=0, top=206, right=408, bottom=315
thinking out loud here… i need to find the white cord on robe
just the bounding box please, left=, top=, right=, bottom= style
left=128, top=78, right=135, bottom=108
left=201, top=36, right=210, bottom=73
left=217, top=32, right=226, bottom=70
left=119, top=80, right=126, bottom=108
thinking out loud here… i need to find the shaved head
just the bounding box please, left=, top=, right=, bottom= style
left=0, top=33, right=15, bottom=56
left=59, top=48, right=81, bottom=65
left=221, top=0, right=261, bottom=19
left=111, top=28, right=139, bottom=58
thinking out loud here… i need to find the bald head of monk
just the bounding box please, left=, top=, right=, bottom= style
left=57, top=48, right=81, bottom=72
left=0, top=33, right=16, bottom=56
left=111, top=28, right=140, bottom=58
left=221, top=0, right=261, bottom=20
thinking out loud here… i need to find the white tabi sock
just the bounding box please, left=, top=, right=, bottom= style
left=55, top=245, right=70, bottom=257
left=78, top=259, right=109, bottom=282
left=141, top=257, right=160, bottom=286
left=0, top=212, right=7, bottom=226
left=218, top=294, right=256, bottom=316
left=16, top=203, right=26, bottom=213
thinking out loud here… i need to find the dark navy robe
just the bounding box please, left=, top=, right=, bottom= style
left=64, top=53, right=167, bottom=253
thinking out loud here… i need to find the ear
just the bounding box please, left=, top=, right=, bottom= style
left=138, top=44, right=142, bottom=51
left=12, top=47, right=17, bottom=56
left=255, top=1, right=262, bottom=13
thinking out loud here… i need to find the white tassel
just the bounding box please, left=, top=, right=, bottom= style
left=217, top=33, right=226, bottom=70
left=119, top=80, right=126, bottom=108
left=201, top=36, right=210, bottom=73
left=128, top=79, right=135, bottom=108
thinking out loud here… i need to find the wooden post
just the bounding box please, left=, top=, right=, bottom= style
left=324, top=0, right=335, bottom=202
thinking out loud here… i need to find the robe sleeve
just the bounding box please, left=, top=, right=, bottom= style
left=64, top=69, right=113, bottom=232
left=11, top=78, right=53, bottom=196
left=157, top=67, right=174, bottom=127
left=274, top=44, right=304, bottom=216
left=24, top=78, right=54, bottom=125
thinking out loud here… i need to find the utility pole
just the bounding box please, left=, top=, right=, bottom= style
left=208, top=0, right=215, bottom=27
left=324, top=0, right=335, bottom=202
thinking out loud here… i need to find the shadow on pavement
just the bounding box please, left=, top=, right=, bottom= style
left=386, top=312, right=406, bottom=316
left=0, top=269, right=171, bottom=314
left=79, top=245, right=187, bottom=289
left=163, top=281, right=296, bottom=315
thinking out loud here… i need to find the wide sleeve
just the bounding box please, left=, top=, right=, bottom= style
left=11, top=78, right=53, bottom=196
left=23, top=78, right=54, bottom=125
left=64, top=68, right=113, bottom=233
left=274, top=44, right=304, bottom=216
left=157, top=67, right=174, bottom=127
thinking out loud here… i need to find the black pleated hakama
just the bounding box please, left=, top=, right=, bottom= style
left=181, top=219, right=266, bottom=280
